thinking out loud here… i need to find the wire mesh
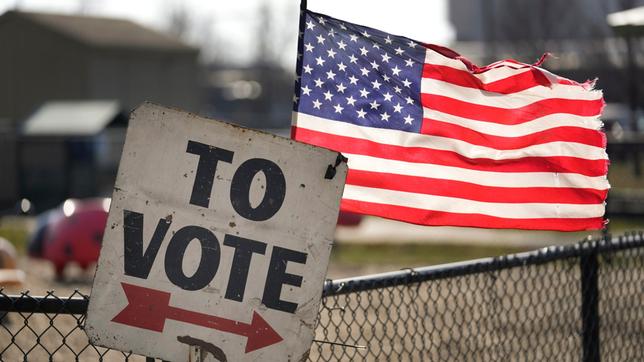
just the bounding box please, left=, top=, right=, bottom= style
left=0, top=231, right=641, bottom=361
left=0, top=291, right=145, bottom=361
left=597, top=233, right=644, bottom=362
left=312, top=256, right=584, bottom=361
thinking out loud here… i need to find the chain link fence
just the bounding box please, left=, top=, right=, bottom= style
left=1, top=231, right=642, bottom=361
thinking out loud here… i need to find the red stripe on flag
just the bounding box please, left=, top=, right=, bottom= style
left=423, top=64, right=552, bottom=93
left=340, top=199, right=605, bottom=231
left=420, top=119, right=606, bottom=149
left=347, top=169, right=608, bottom=204
left=421, top=94, right=604, bottom=125
left=292, top=126, right=608, bottom=177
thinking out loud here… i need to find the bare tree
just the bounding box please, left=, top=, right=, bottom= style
left=163, top=2, right=223, bottom=64
left=167, top=3, right=190, bottom=39
left=488, top=0, right=599, bottom=62
left=253, top=0, right=298, bottom=70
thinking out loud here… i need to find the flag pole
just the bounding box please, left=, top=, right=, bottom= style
left=296, top=0, right=307, bottom=70
left=291, top=0, right=307, bottom=138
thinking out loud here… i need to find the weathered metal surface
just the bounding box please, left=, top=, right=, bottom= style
left=85, top=103, right=347, bottom=362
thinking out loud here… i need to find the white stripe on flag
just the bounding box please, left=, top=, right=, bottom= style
left=420, top=78, right=602, bottom=107
left=425, top=51, right=537, bottom=83
left=422, top=108, right=603, bottom=137
left=295, top=112, right=606, bottom=160
left=343, top=184, right=606, bottom=219
left=344, top=153, right=609, bottom=190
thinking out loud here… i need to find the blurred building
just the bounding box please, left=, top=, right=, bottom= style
left=0, top=10, right=201, bottom=211
left=449, top=0, right=644, bottom=59
left=202, top=64, right=293, bottom=132
left=19, top=100, right=128, bottom=210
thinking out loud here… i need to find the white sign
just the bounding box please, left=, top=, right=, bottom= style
left=86, top=103, right=347, bottom=362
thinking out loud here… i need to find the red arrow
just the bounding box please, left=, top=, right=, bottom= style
left=111, top=282, right=283, bottom=353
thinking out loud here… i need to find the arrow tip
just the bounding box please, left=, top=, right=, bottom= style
left=245, top=311, right=283, bottom=353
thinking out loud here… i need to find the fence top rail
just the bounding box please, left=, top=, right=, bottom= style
left=0, top=231, right=642, bottom=310
left=322, top=231, right=644, bottom=296
left=0, top=290, right=88, bottom=314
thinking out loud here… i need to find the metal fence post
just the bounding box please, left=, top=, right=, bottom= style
left=580, top=246, right=600, bottom=362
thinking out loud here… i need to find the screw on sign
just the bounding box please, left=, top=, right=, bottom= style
left=85, top=103, right=347, bottom=362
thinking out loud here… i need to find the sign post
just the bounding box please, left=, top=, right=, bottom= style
left=86, top=103, right=347, bottom=362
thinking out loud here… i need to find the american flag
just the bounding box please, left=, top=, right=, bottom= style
left=291, top=10, right=609, bottom=231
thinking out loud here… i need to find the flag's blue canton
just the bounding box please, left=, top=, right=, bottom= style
left=295, top=11, right=425, bottom=133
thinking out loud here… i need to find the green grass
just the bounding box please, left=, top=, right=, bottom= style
left=330, top=242, right=530, bottom=268
left=607, top=216, right=644, bottom=233
left=330, top=215, right=643, bottom=269
left=0, top=217, right=31, bottom=253
left=607, top=160, right=644, bottom=189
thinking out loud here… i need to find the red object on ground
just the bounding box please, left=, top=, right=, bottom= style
left=337, top=211, right=362, bottom=226
left=39, top=198, right=109, bottom=277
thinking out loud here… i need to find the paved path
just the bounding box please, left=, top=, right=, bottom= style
left=335, top=216, right=602, bottom=248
